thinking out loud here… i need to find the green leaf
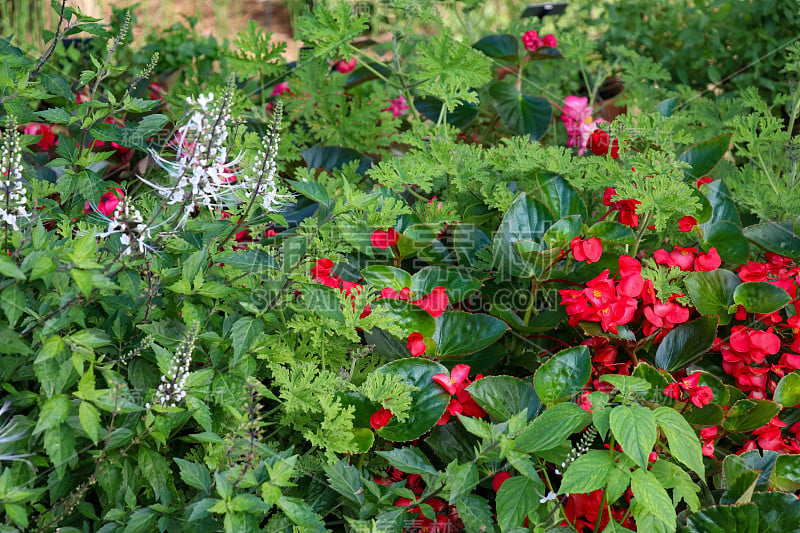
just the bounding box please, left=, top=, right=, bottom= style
left=516, top=402, right=590, bottom=452
left=773, top=372, right=800, bottom=407
left=456, top=495, right=496, bottom=533
left=35, top=394, right=70, bottom=434
left=43, top=423, right=74, bottom=479
left=175, top=458, right=212, bottom=493
left=411, top=267, right=482, bottom=303
left=426, top=422, right=481, bottom=464
left=684, top=503, right=759, bottom=533
left=376, top=446, right=438, bottom=475
left=0, top=285, right=26, bottom=327
left=489, top=82, right=552, bottom=141
left=743, top=222, right=800, bottom=261
left=472, top=34, right=519, bottom=59
left=445, top=461, right=478, bottom=503
left=630, top=469, right=675, bottom=530
left=375, top=358, right=450, bottom=442
left=324, top=460, right=364, bottom=505
left=492, top=192, right=555, bottom=278
left=496, top=476, right=544, bottom=532
left=434, top=311, right=508, bottom=357
left=277, top=495, right=326, bottom=530
left=122, top=507, right=159, bottom=533
left=700, top=180, right=741, bottom=228
left=654, top=407, right=704, bottom=476
left=361, top=265, right=412, bottom=292
left=230, top=317, right=263, bottom=366
left=466, top=375, right=540, bottom=422
left=732, top=282, right=791, bottom=314
left=700, top=221, right=750, bottom=265
left=78, top=401, right=100, bottom=445
left=559, top=450, right=614, bottom=494
left=373, top=299, right=437, bottom=338
left=654, top=316, right=718, bottom=372
left=678, top=134, right=731, bottom=180
left=723, top=399, right=781, bottom=432
left=531, top=172, right=587, bottom=220
left=544, top=215, right=583, bottom=248
left=215, top=250, right=278, bottom=272
left=533, top=346, right=591, bottom=405
left=773, top=454, right=800, bottom=489
left=453, top=223, right=492, bottom=268
left=751, top=491, right=800, bottom=533
left=139, top=447, right=169, bottom=501
left=0, top=254, right=25, bottom=280
left=656, top=96, right=680, bottom=118
left=586, top=221, right=637, bottom=245
left=684, top=269, right=740, bottom=324
left=610, top=405, right=657, bottom=470
left=720, top=470, right=759, bottom=505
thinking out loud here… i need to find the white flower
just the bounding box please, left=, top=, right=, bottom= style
left=539, top=491, right=557, bottom=504
left=95, top=195, right=153, bottom=256
left=239, top=102, right=291, bottom=213
left=154, top=323, right=199, bottom=407
left=0, top=118, right=30, bottom=231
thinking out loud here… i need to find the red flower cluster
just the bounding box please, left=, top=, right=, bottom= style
left=587, top=129, right=620, bottom=159
left=700, top=426, right=718, bottom=457
left=663, top=372, right=713, bottom=408
left=379, top=285, right=449, bottom=318
left=370, top=228, right=399, bottom=249
left=654, top=246, right=721, bottom=272
left=310, top=258, right=372, bottom=318
left=742, top=417, right=800, bottom=454
left=562, top=489, right=635, bottom=532
left=432, top=364, right=487, bottom=425
left=83, top=188, right=125, bottom=217
left=378, top=468, right=462, bottom=532
left=602, top=187, right=640, bottom=227
left=570, top=236, right=602, bottom=264
left=521, top=30, right=557, bottom=51
left=559, top=257, right=641, bottom=334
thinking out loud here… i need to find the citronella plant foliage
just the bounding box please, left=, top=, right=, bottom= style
left=2, top=0, right=800, bottom=532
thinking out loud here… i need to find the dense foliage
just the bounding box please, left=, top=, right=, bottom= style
left=1, top=1, right=800, bottom=532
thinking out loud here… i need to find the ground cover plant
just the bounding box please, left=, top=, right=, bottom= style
left=1, top=1, right=800, bottom=531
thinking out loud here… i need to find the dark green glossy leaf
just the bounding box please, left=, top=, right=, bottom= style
left=656, top=96, right=680, bottom=118
left=434, top=311, right=509, bottom=357
left=654, top=316, right=718, bottom=372
left=453, top=223, right=492, bottom=268
left=425, top=422, right=480, bottom=464
left=720, top=470, right=759, bottom=505
left=773, top=372, right=800, bottom=407
left=372, top=299, right=436, bottom=338
left=336, top=390, right=374, bottom=428
left=516, top=402, right=590, bottom=452
left=492, top=193, right=555, bottom=278
left=375, top=358, right=450, bottom=442
left=700, top=179, right=741, bottom=229
left=544, top=215, right=583, bottom=248
left=376, top=446, right=438, bottom=475
left=743, top=222, right=800, bottom=260
left=531, top=172, right=587, bottom=220
left=701, top=221, right=750, bottom=265
left=411, top=267, right=482, bottom=303
left=740, top=450, right=778, bottom=486
left=472, top=34, right=519, bottom=59
left=723, top=400, right=781, bottom=433
left=773, top=454, right=800, bottom=489
left=751, top=491, right=800, bottom=533
left=684, top=403, right=724, bottom=426
left=215, top=249, right=278, bottom=272
left=397, top=224, right=437, bottom=258
left=361, top=265, right=412, bottom=292
left=466, top=375, right=540, bottom=422
left=684, top=269, right=740, bottom=324
left=733, top=282, right=791, bottom=314
left=678, top=134, right=731, bottom=180
left=586, top=220, right=637, bottom=245
left=489, top=82, right=552, bottom=141
left=684, top=503, right=758, bottom=533
left=301, top=145, right=372, bottom=173
left=533, top=346, right=591, bottom=405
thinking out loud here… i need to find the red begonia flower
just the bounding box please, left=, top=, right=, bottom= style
left=371, top=228, right=400, bottom=249
left=433, top=364, right=471, bottom=396
left=412, top=286, right=449, bottom=317
left=678, top=216, right=697, bottom=232
left=570, top=236, right=603, bottom=264
left=335, top=58, right=357, bottom=73
left=407, top=332, right=427, bottom=356
left=695, top=248, right=722, bottom=271
left=370, top=407, right=394, bottom=429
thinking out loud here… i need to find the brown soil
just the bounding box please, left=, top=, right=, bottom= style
left=74, top=0, right=300, bottom=60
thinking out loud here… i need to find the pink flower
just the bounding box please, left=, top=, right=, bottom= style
left=560, top=96, right=602, bottom=155
left=335, top=58, right=356, bottom=73
left=370, top=228, right=400, bottom=249
left=370, top=408, right=393, bottom=429
left=270, top=82, right=291, bottom=97
left=407, top=332, right=427, bottom=356
left=690, top=386, right=713, bottom=408
left=383, top=95, right=409, bottom=118
left=521, top=30, right=557, bottom=52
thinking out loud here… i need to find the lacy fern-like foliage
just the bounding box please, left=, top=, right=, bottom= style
left=293, top=2, right=368, bottom=60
